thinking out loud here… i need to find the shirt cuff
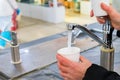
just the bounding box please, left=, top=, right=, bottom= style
left=83, top=64, right=108, bottom=80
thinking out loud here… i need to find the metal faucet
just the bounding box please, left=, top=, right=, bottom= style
left=67, top=23, right=108, bottom=47
left=0, top=31, right=21, bottom=64
left=67, top=22, right=114, bottom=71
left=67, top=23, right=77, bottom=45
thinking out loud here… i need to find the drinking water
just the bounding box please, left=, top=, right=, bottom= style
left=68, top=30, right=72, bottom=48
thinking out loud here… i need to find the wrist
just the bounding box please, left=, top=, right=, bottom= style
left=83, top=64, right=108, bottom=80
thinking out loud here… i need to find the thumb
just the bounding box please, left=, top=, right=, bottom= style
left=101, top=2, right=114, bottom=16
left=90, top=10, right=94, bottom=17
left=79, top=56, right=88, bottom=63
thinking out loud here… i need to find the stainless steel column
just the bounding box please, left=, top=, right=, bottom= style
left=11, top=44, right=21, bottom=64
left=100, top=46, right=114, bottom=71
left=10, top=32, right=21, bottom=64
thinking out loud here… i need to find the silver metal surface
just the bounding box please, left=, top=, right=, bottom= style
left=101, top=19, right=115, bottom=71
left=67, top=23, right=107, bottom=47
left=11, top=45, right=21, bottom=64
left=75, top=25, right=108, bottom=47
left=102, top=19, right=111, bottom=48
left=100, top=47, right=114, bottom=71
left=66, top=23, right=76, bottom=30
left=0, top=37, right=68, bottom=79
left=10, top=32, right=21, bottom=64
left=67, top=23, right=79, bottom=45
left=11, top=32, right=18, bottom=46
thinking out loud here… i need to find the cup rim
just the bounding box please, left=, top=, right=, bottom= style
left=57, top=47, right=80, bottom=55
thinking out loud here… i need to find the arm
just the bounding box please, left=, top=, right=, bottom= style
left=84, top=64, right=120, bottom=80
left=56, top=54, right=120, bottom=80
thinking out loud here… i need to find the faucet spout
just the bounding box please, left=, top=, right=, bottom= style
left=67, top=23, right=115, bottom=71
left=67, top=23, right=76, bottom=30
left=67, top=23, right=108, bottom=48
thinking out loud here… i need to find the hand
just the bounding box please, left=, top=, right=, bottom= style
left=91, top=3, right=120, bottom=30
left=56, top=54, right=92, bottom=80
left=16, top=9, right=20, bottom=15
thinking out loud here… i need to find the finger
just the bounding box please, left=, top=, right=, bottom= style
left=56, top=54, right=72, bottom=67
left=56, top=54, right=64, bottom=60
left=79, top=56, right=92, bottom=68
left=101, top=2, right=113, bottom=15
left=60, top=71, right=72, bottom=80
left=57, top=62, right=69, bottom=73
left=97, top=17, right=106, bottom=24
left=90, top=10, right=94, bottom=17
left=57, top=56, right=69, bottom=67
left=79, top=56, right=89, bottom=63
left=56, top=54, right=64, bottom=62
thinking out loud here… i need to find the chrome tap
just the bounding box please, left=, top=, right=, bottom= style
left=66, top=23, right=77, bottom=46
left=0, top=31, right=21, bottom=64
left=67, top=22, right=114, bottom=71
left=101, top=19, right=114, bottom=71
left=102, top=19, right=114, bottom=48
left=67, top=23, right=108, bottom=47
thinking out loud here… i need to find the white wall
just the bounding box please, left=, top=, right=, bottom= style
left=80, top=1, right=91, bottom=15
left=17, top=2, right=65, bottom=23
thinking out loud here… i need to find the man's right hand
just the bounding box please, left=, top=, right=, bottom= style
left=91, top=2, right=120, bottom=30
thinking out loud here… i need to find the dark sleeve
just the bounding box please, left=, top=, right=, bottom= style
left=83, top=64, right=120, bottom=80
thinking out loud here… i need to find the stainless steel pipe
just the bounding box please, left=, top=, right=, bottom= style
left=11, top=44, right=21, bottom=64
left=100, top=46, right=114, bottom=71
left=10, top=32, right=21, bottom=64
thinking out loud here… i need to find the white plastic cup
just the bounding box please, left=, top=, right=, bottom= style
left=57, top=47, right=80, bottom=62
left=91, top=0, right=109, bottom=17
